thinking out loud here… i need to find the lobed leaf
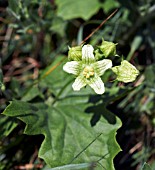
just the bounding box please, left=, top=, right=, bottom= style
left=2, top=57, right=122, bottom=169
left=55, top=0, right=100, bottom=20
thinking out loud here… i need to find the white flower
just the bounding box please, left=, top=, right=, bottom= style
left=63, top=45, right=112, bottom=94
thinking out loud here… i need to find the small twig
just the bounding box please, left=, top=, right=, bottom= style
left=29, top=148, right=38, bottom=164
left=129, top=141, right=142, bottom=154
left=15, top=163, right=43, bottom=170
left=40, top=57, right=66, bottom=79
left=80, top=9, right=118, bottom=45
left=2, top=27, right=13, bottom=57
left=0, top=17, right=10, bottom=24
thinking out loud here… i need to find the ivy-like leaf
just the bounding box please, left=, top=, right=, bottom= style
left=2, top=57, right=122, bottom=169
left=3, top=100, right=121, bottom=169
left=55, top=0, right=100, bottom=20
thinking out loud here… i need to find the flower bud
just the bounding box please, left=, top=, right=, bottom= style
left=94, top=49, right=104, bottom=60
left=112, top=60, right=139, bottom=83
left=68, top=46, right=82, bottom=61
left=99, top=39, right=117, bottom=58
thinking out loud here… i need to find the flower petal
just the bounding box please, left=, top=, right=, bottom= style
left=88, top=76, right=105, bottom=94
left=93, top=59, right=112, bottom=76
left=63, top=61, right=81, bottom=75
left=82, top=45, right=95, bottom=64
left=72, top=76, right=86, bottom=91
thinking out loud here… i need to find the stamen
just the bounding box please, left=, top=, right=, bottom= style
left=83, top=66, right=94, bottom=78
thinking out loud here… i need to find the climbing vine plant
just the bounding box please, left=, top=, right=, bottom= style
left=0, top=0, right=146, bottom=170
left=2, top=40, right=139, bottom=170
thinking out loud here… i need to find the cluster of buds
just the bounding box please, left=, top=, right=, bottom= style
left=63, top=39, right=139, bottom=94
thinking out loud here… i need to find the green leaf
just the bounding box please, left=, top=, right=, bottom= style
left=55, top=0, right=100, bottom=20
left=22, top=85, right=42, bottom=102
left=50, top=17, right=67, bottom=37
left=100, top=0, right=120, bottom=14
left=127, top=36, right=142, bottom=60
left=8, top=0, right=21, bottom=14
left=2, top=57, right=122, bottom=169
left=7, top=0, right=22, bottom=20
left=141, top=162, right=152, bottom=170
left=144, top=64, right=155, bottom=89
left=3, top=100, right=121, bottom=169
left=0, top=115, right=17, bottom=137
left=0, top=68, right=5, bottom=91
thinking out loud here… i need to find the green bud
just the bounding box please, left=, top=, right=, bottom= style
left=153, top=118, right=155, bottom=126
left=112, top=60, right=139, bottom=83
left=0, top=83, right=5, bottom=91
left=94, top=49, right=104, bottom=60
left=99, top=39, right=117, bottom=58
left=68, top=46, right=82, bottom=61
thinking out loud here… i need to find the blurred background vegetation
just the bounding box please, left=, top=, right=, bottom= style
left=0, top=0, right=155, bottom=169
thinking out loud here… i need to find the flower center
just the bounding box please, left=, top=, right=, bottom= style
left=83, top=66, right=94, bottom=78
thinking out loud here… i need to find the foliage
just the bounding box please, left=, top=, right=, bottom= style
left=0, top=0, right=155, bottom=170
left=141, top=163, right=152, bottom=170
left=2, top=57, right=122, bottom=169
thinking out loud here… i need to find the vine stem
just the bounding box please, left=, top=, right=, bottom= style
left=80, top=9, right=118, bottom=45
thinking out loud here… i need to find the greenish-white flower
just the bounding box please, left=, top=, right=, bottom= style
left=63, top=44, right=112, bottom=94
left=112, top=60, right=139, bottom=83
